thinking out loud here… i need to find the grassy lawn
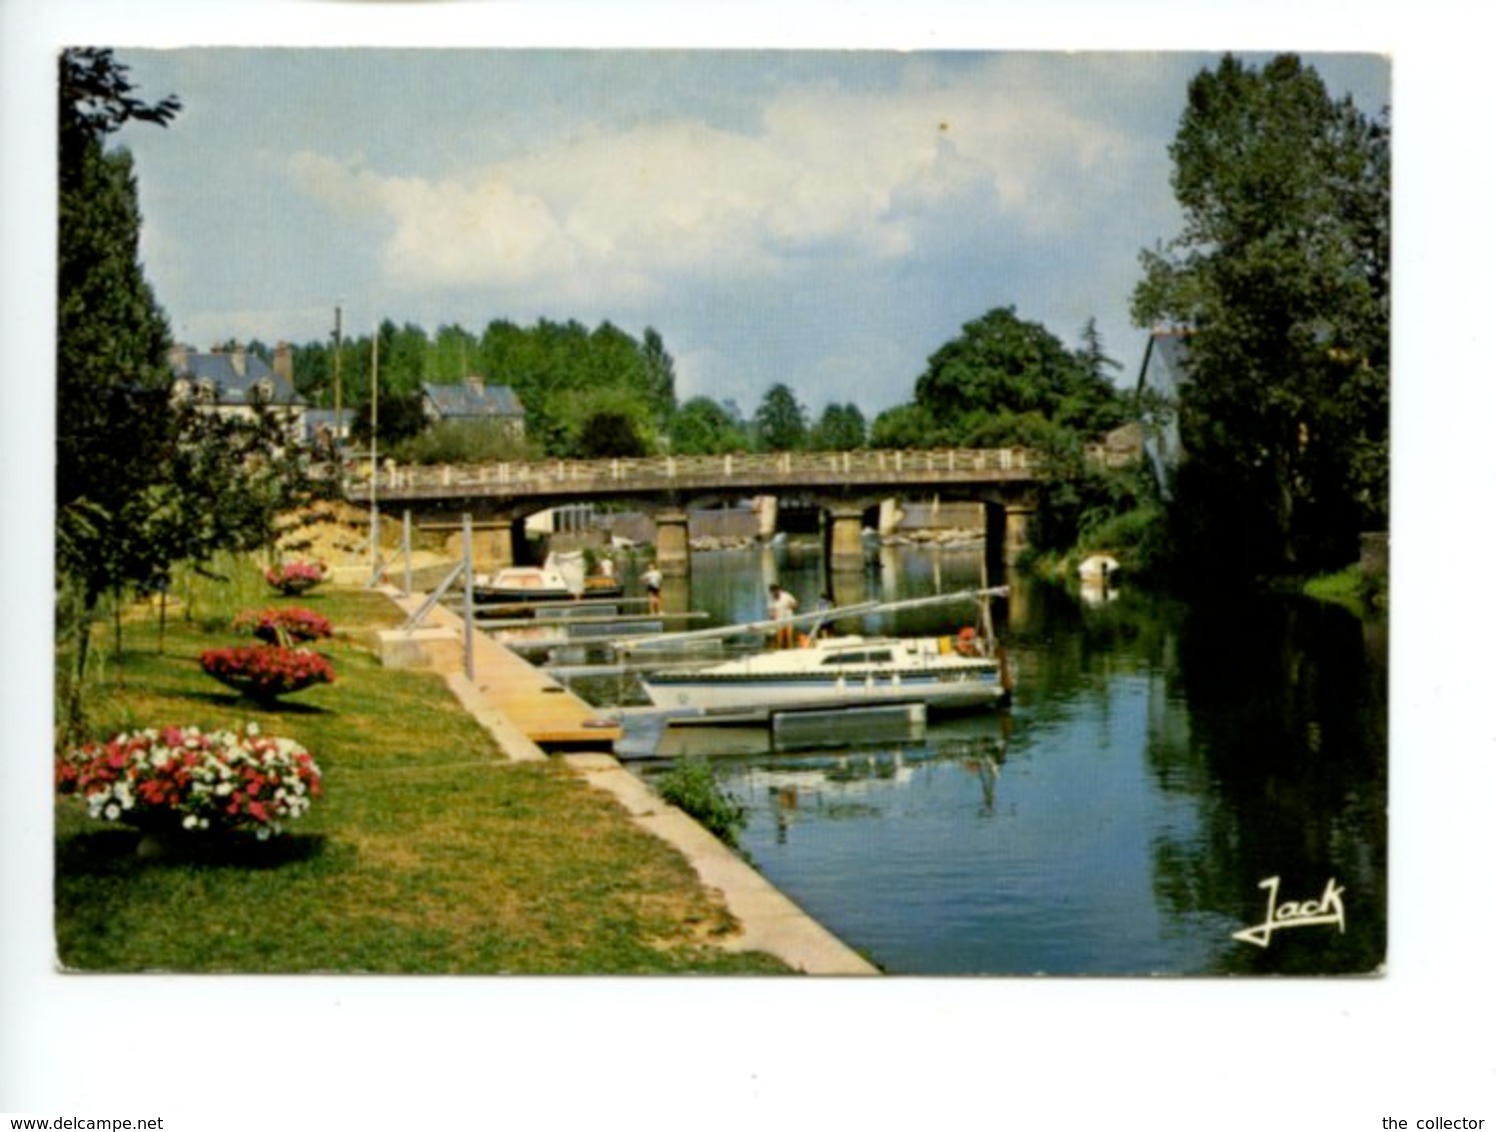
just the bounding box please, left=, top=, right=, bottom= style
left=55, top=582, right=788, bottom=974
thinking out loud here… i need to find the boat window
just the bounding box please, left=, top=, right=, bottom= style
left=821, top=650, right=893, bottom=665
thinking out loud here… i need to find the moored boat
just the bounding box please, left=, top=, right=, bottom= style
left=640, top=632, right=1009, bottom=717
left=474, top=552, right=623, bottom=603
left=473, top=562, right=577, bottom=603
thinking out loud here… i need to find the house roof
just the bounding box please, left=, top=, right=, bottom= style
left=172, top=349, right=304, bottom=406
left=1136, top=330, right=1191, bottom=399
left=422, top=379, right=524, bottom=419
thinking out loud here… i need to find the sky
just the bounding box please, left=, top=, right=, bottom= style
left=5, top=3, right=1495, bottom=1129
left=111, top=48, right=1388, bottom=417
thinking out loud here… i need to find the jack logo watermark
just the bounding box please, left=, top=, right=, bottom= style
left=1232, top=875, right=1346, bottom=948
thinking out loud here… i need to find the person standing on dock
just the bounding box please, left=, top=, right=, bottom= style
left=642, top=562, right=663, bottom=615
left=768, top=583, right=798, bottom=649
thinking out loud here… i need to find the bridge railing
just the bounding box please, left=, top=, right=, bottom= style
left=351, top=444, right=1134, bottom=498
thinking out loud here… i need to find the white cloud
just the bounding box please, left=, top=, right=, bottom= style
left=282, top=59, right=1140, bottom=305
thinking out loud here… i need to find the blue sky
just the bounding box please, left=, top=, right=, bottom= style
left=112, top=48, right=1387, bottom=417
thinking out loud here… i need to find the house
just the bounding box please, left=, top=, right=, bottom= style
left=421, top=376, right=525, bottom=438
left=169, top=342, right=306, bottom=437
left=301, top=408, right=355, bottom=455
left=1135, top=329, right=1191, bottom=497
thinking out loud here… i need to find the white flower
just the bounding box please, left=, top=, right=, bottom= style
left=215, top=782, right=233, bottom=796
left=182, top=814, right=199, bottom=830
left=104, top=803, right=120, bottom=821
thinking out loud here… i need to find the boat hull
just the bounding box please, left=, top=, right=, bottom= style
left=641, top=668, right=1006, bottom=715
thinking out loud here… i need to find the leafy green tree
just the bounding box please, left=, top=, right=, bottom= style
left=57, top=49, right=181, bottom=721
left=913, top=306, right=1124, bottom=443
left=811, top=402, right=868, bottom=450
left=670, top=396, right=749, bottom=455
left=430, top=323, right=480, bottom=384
left=56, top=50, right=319, bottom=736
left=753, top=383, right=808, bottom=452
left=869, top=403, right=949, bottom=450
left=640, top=326, right=678, bottom=432
left=1132, top=53, right=1389, bottom=577
left=576, top=411, right=648, bottom=459
left=353, top=389, right=428, bottom=449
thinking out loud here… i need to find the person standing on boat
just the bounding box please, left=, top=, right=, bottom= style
left=768, top=583, right=798, bottom=649
left=642, top=562, right=663, bottom=615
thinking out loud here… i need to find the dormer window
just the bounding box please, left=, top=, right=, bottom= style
left=196, top=378, right=216, bottom=403
left=252, top=377, right=274, bottom=403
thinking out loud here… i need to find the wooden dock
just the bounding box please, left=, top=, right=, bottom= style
left=381, top=588, right=622, bottom=751
left=466, top=633, right=622, bottom=749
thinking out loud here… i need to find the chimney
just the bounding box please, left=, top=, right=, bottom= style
left=167, top=343, right=190, bottom=374
left=273, top=341, right=293, bottom=384
left=466, top=374, right=485, bottom=394
left=231, top=346, right=247, bottom=377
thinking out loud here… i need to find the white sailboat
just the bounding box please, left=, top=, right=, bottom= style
left=632, top=587, right=1013, bottom=719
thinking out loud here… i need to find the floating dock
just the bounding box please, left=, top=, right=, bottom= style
left=383, top=588, right=622, bottom=751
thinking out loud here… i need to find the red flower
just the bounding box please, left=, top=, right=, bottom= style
left=200, top=645, right=335, bottom=701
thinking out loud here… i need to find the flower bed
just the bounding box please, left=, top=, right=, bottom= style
left=56, top=723, right=323, bottom=839
left=201, top=645, right=335, bottom=701
left=264, top=560, right=327, bottom=596
left=233, top=605, right=334, bottom=644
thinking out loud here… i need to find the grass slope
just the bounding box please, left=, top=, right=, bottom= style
left=55, top=585, right=787, bottom=974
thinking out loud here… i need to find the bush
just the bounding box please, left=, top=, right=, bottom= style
left=391, top=420, right=537, bottom=465
left=654, top=758, right=748, bottom=848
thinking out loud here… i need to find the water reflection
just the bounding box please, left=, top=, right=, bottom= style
left=601, top=546, right=1386, bottom=974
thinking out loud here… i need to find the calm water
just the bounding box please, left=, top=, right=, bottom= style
left=578, top=544, right=1387, bottom=976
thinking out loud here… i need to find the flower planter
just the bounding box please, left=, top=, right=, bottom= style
left=264, top=560, right=327, bottom=596
left=56, top=723, right=324, bottom=841
left=234, top=606, right=334, bottom=645
left=200, top=644, right=335, bottom=702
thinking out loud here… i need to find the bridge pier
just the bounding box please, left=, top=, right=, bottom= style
left=827, top=506, right=867, bottom=572
left=1003, top=505, right=1034, bottom=565
left=654, top=508, right=691, bottom=576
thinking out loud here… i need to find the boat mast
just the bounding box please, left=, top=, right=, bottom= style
left=617, top=587, right=1009, bottom=652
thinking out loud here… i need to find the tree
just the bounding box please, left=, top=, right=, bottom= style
left=912, top=306, right=1124, bottom=444
left=753, top=383, right=808, bottom=452
left=670, top=396, right=749, bottom=455
left=640, top=327, right=678, bottom=432
left=353, top=389, right=428, bottom=449
left=869, top=403, right=949, bottom=450
left=57, top=48, right=181, bottom=670
left=1132, top=53, right=1390, bottom=577
left=811, top=402, right=868, bottom=450
left=56, top=51, right=319, bottom=735
left=575, top=411, right=648, bottom=459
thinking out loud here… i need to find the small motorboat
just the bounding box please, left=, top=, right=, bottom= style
left=474, top=551, right=624, bottom=605
left=473, top=563, right=577, bottom=603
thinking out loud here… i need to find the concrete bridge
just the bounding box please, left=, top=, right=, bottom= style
left=349, top=445, right=1131, bottom=573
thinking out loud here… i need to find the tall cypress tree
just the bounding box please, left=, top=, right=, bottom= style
left=56, top=50, right=180, bottom=601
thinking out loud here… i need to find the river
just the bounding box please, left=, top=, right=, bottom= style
left=559, top=542, right=1387, bottom=976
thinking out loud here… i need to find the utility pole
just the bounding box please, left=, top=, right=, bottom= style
left=333, top=305, right=343, bottom=440
left=369, top=328, right=381, bottom=586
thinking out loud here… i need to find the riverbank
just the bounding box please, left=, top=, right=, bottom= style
left=52, top=582, right=794, bottom=974
left=376, top=585, right=877, bottom=974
